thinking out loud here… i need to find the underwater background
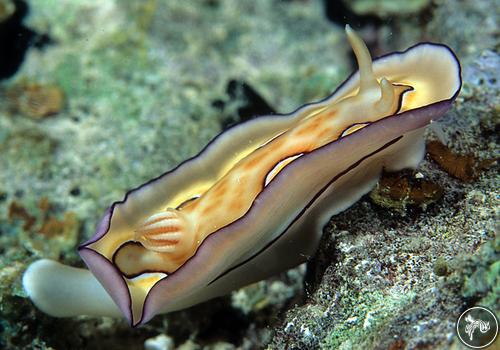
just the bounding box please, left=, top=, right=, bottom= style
left=0, top=0, right=498, bottom=349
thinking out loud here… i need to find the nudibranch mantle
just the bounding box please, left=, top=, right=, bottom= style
left=23, top=26, right=461, bottom=326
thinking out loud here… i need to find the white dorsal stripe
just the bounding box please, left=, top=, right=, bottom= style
left=264, top=154, right=304, bottom=186
left=340, top=123, right=369, bottom=137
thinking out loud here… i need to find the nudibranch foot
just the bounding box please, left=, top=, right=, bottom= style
left=22, top=259, right=122, bottom=318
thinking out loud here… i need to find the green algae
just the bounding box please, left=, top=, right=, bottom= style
left=461, top=236, right=500, bottom=310
left=433, top=257, right=450, bottom=276
left=321, top=291, right=415, bottom=349
left=52, top=53, right=84, bottom=96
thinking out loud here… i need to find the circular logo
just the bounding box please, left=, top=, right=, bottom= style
left=456, top=306, right=498, bottom=348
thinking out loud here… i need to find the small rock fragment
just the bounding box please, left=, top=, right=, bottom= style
left=387, top=338, right=406, bottom=350
left=8, top=201, right=36, bottom=230
left=0, top=0, right=15, bottom=23
left=7, top=82, right=64, bottom=119
left=433, top=257, right=449, bottom=276
left=427, top=140, right=496, bottom=181
left=37, top=212, right=78, bottom=239
left=144, top=334, right=174, bottom=350
left=370, top=172, right=443, bottom=213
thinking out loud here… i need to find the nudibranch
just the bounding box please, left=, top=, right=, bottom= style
left=23, top=26, right=461, bottom=326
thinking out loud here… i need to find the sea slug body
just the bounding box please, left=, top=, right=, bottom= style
left=23, top=26, right=461, bottom=326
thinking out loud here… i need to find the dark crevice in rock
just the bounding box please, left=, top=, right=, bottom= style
left=0, top=0, right=52, bottom=80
